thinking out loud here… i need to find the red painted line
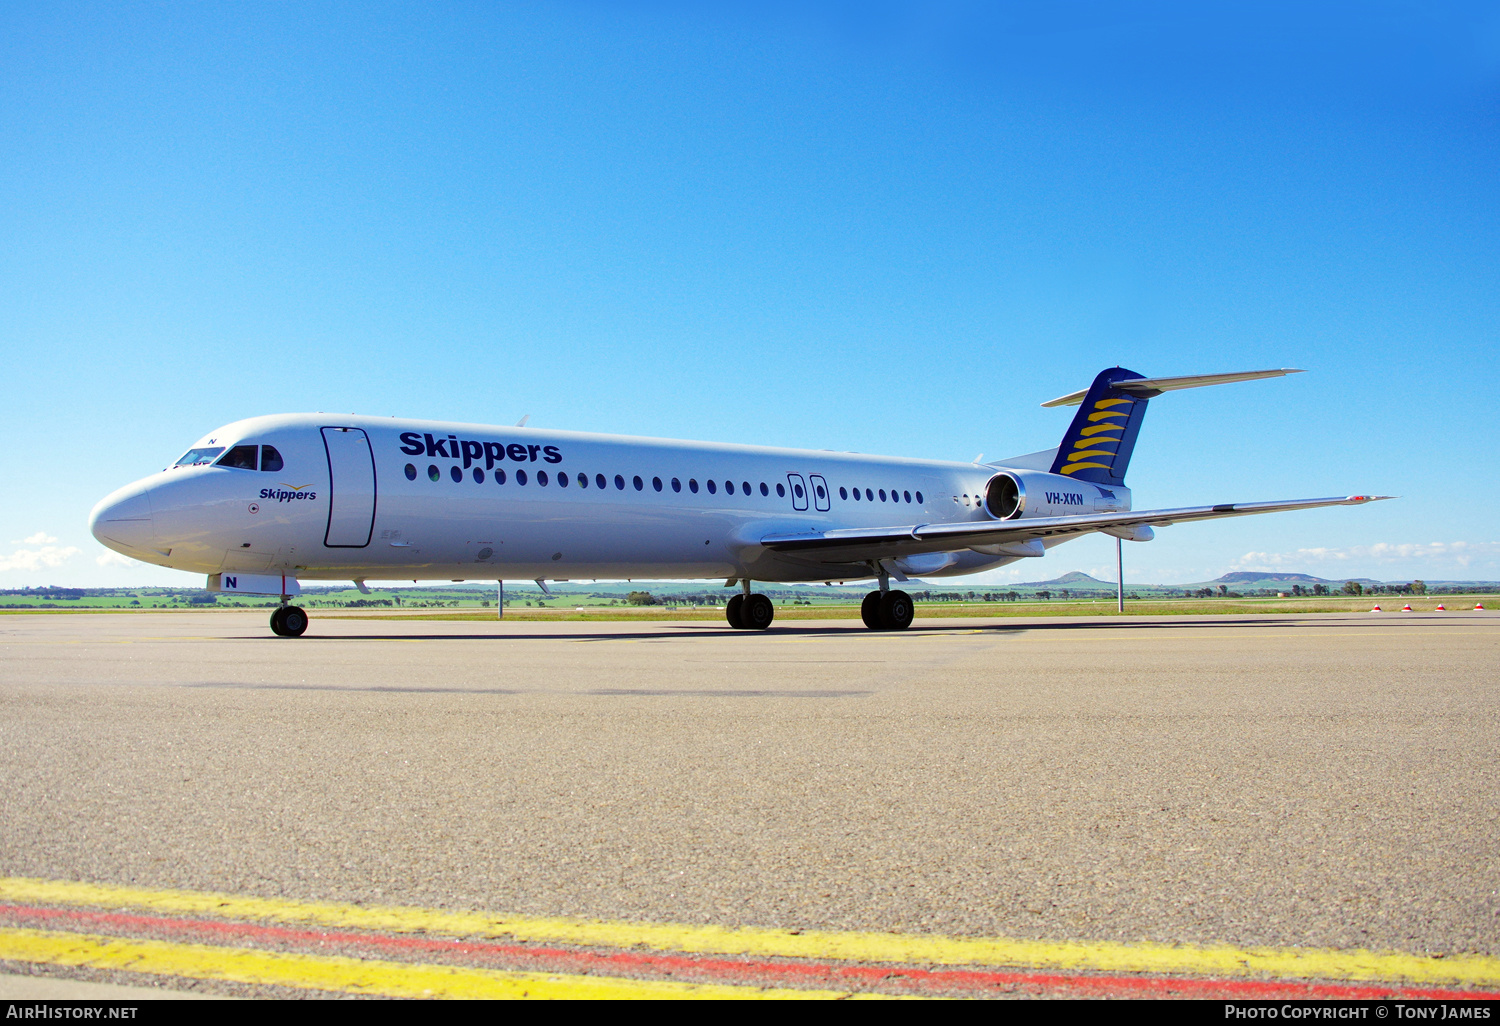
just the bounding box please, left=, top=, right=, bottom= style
left=1, top=904, right=1494, bottom=1000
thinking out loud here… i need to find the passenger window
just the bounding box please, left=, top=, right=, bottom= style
left=496, top=469, right=507, bottom=484
left=556, top=472, right=566, bottom=487
left=595, top=474, right=606, bottom=489
left=672, top=478, right=681, bottom=492
left=451, top=466, right=463, bottom=483
left=760, top=482, right=768, bottom=496
left=216, top=445, right=258, bottom=470
left=174, top=447, right=225, bottom=467
left=725, top=481, right=734, bottom=495
left=428, top=465, right=440, bottom=482
left=517, top=469, right=528, bottom=485
left=865, top=488, right=873, bottom=501
left=260, top=446, right=284, bottom=472
left=653, top=476, right=663, bottom=491
left=915, top=491, right=923, bottom=504
left=405, top=464, right=417, bottom=481
left=815, top=483, right=825, bottom=500
left=615, top=474, right=625, bottom=490
left=839, top=486, right=847, bottom=500
left=852, top=488, right=861, bottom=501
left=904, top=490, right=911, bottom=503
left=794, top=483, right=804, bottom=499
left=742, top=481, right=751, bottom=495
left=577, top=473, right=587, bottom=488
left=776, top=483, right=785, bottom=497
left=689, top=479, right=699, bottom=493
left=879, top=489, right=886, bottom=501
left=707, top=480, right=716, bottom=494
left=474, top=468, right=485, bottom=483
left=633, top=475, right=644, bottom=491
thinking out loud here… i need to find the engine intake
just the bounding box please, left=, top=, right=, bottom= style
left=984, top=473, right=1025, bottom=519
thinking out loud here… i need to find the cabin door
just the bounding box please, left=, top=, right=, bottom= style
left=322, top=426, right=377, bottom=547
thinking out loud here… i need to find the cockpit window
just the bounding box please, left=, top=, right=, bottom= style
left=260, top=445, right=284, bottom=472
left=216, top=445, right=259, bottom=470
left=175, top=447, right=225, bottom=467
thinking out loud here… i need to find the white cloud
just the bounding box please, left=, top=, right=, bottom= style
left=1234, top=541, right=1500, bottom=571
left=14, top=532, right=58, bottom=545
left=0, top=542, right=82, bottom=572
left=96, top=551, right=135, bottom=568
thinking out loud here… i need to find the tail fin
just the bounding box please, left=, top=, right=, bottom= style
left=1048, top=367, right=1149, bottom=485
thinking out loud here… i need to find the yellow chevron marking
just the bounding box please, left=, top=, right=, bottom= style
left=1080, top=424, right=1122, bottom=437
left=0, top=926, right=851, bottom=1000
left=1086, top=411, right=1128, bottom=422
left=1092, top=398, right=1134, bottom=409
left=4, top=877, right=1498, bottom=989
left=1066, top=451, right=1116, bottom=462
left=1059, top=462, right=1113, bottom=475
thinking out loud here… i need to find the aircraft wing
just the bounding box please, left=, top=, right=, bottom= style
left=757, top=495, right=1390, bottom=565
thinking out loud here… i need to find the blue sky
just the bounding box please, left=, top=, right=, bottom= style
left=2, top=1, right=1497, bottom=588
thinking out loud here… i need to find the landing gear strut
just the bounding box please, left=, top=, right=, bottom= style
left=270, top=603, right=308, bottom=637
left=725, top=580, right=775, bottom=631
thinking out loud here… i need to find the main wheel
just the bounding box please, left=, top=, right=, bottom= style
left=280, top=605, right=309, bottom=637
left=725, top=593, right=746, bottom=629
left=860, top=591, right=882, bottom=629
left=269, top=607, right=287, bottom=636
left=742, top=593, right=775, bottom=630
left=879, top=590, right=914, bottom=631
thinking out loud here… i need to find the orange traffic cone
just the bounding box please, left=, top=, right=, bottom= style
left=1401, top=604, right=1413, bottom=611
left=1435, top=604, right=1446, bottom=611
left=1371, top=605, right=1382, bottom=612
left=1477, top=603, right=1486, bottom=611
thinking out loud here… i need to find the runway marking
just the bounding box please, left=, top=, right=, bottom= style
left=1, top=904, right=1489, bottom=1001
left=2, top=878, right=1496, bottom=992
left=0, top=926, right=842, bottom=999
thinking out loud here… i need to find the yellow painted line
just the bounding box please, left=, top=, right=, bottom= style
left=2, top=878, right=1496, bottom=987
left=0, top=926, right=852, bottom=999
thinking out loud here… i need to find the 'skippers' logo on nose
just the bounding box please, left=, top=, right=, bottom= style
left=260, top=483, right=317, bottom=502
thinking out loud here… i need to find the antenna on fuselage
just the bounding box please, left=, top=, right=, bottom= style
left=515, top=415, right=530, bottom=428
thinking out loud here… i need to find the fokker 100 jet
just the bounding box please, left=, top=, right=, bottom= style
left=90, top=367, right=1386, bottom=637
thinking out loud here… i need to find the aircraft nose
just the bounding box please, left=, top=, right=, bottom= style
left=89, top=484, right=156, bottom=551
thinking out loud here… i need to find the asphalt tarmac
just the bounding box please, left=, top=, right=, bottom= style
left=1, top=609, right=1496, bottom=996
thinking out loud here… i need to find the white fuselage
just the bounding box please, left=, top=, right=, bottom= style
left=89, top=414, right=1130, bottom=584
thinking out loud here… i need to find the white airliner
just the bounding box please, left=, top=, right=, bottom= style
left=90, top=367, right=1386, bottom=636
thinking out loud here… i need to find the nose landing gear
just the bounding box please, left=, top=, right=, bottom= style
left=270, top=604, right=308, bottom=637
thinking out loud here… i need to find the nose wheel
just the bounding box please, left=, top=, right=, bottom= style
left=270, top=605, right=308, bottom=637
left=861, top=589, right=913, bottom=630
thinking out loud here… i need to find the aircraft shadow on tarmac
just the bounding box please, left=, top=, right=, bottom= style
left=235, top=613, right=1475, bottom=645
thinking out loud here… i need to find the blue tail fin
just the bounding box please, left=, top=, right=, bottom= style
left=1048, top=367, right=1150, bottom=486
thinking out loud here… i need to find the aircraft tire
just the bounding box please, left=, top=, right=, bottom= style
left=269, top=608, right=287, bottom=636
left=281, top=606, right=309, bottom=637
left=725, top=594, right=746, bottom=629
left=879, top=590, right=914, bottom=631
left=860, top=591, right=882, bottom=629
left=742, top=593, right=775, bottom=630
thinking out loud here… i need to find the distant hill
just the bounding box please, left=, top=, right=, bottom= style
left=1015, top=571, right=1114, bottom=588
left=1213, top=571, right=1331, bottom=584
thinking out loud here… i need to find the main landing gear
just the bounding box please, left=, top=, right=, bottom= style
left=860, top=563, right=913, bottom=630
left=725, top=581, right=775, bottom=630
left=270, top=604, right=308, bottom=637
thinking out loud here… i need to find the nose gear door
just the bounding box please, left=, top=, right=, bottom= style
left=322, top=427, right=377, bottom=547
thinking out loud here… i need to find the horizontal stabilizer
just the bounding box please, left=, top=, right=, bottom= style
left=1041, top=368, right=1304, bottom=408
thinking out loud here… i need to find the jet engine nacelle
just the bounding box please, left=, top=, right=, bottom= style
left=980, top=469, right=1132, bottom=520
